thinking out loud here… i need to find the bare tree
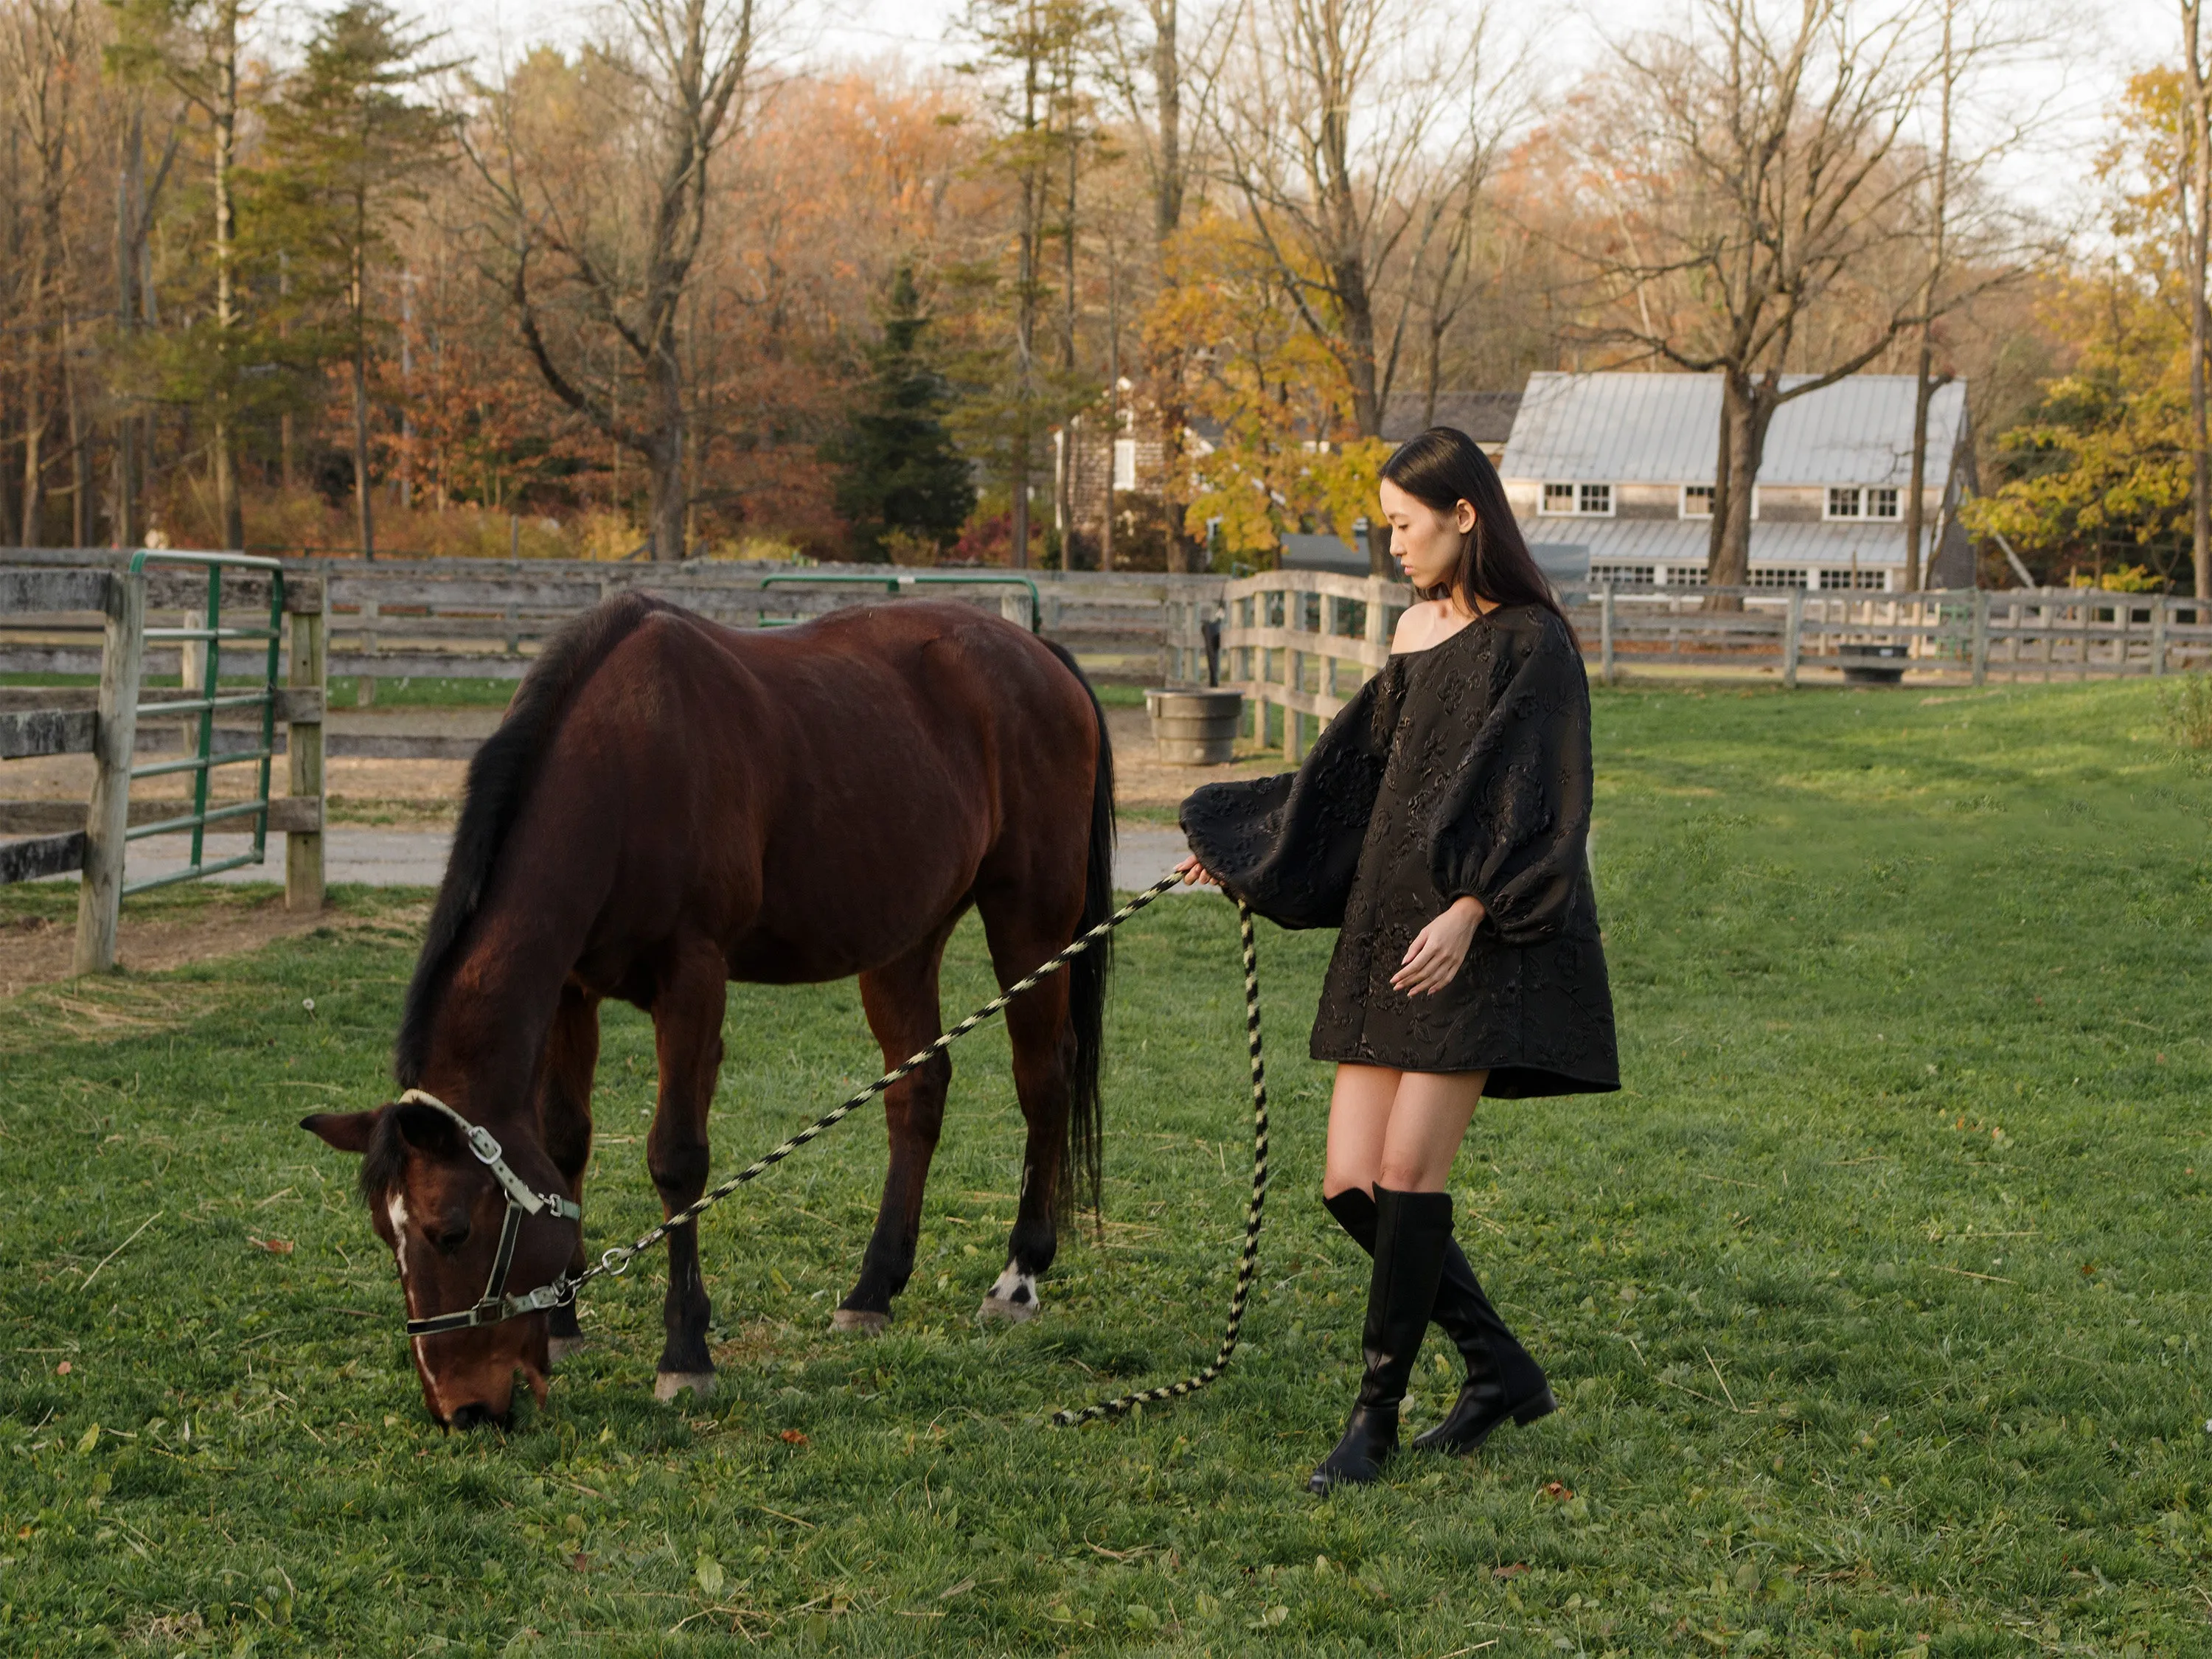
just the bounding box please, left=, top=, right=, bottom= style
left=1100, top=0, right=1225, bottom=568
left=1210, top=0, right=1497, bottom=439
left=1574, top=0, right=1946, bottom=593
left=111, top=0, right=254, bottom=551
left=4, top=0, right=91, bottom=546
left=2183, top=0, right=2212, bottom=599
left=469, top=0, right=762, bottom=561
left=1900, top=0, right=2068, bottom=588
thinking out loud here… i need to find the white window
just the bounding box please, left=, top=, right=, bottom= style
left=1660, top=564, right=1707, bottom=588
left=1826, top=487, right=1862, bottom=519
left=1681, top=484, right=1715, bottom=518
left=1750, top=567, right=1808, bottom=589
left=1541, top=482, right=1613, bottom=516
left=1819, top=568, right=1888, bottom=591
left=1590, top=563, right=1655, bottom=587
left=1867, top=487, right=1899, bottom=520
left=1112, top=439, right=1137, bottom=491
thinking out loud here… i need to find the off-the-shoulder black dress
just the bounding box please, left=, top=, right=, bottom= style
left=1180, top=603, right=1618, bottom=1097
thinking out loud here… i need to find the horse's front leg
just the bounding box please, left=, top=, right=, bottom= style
left=647, top=938, right=728, bottom=1402
left=538, top=981, right=602, bottom=1365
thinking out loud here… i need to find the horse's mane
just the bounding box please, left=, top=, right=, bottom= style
left=393, top=591, right=668, bottom=1087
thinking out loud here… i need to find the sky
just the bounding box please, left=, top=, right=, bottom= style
left=434, top=0, right=2191, bottom=220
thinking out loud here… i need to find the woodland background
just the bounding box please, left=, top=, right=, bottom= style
left=9, top=0, right=2212, bottom=589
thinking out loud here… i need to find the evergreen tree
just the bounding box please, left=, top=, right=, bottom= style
left=826, top=266, right=975, bottom=560
left=262, top=2, right=451, bottom=557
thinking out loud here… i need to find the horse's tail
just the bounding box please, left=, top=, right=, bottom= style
left=1040, top=637, right=1115, bottom=1221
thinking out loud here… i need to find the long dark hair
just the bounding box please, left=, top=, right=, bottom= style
left=1380, top=426, right=1576, bottom=642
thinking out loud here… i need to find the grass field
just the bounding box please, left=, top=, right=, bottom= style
left=2, top=680, right=2210, bottom=1656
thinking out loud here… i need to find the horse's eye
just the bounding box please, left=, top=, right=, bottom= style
left=434, top=1222, right=471, bottom=1254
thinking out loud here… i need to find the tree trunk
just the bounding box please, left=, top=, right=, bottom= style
left=2185, top=1, right=2212, bottom=599
left=1707, top=370, right=1773, bottom=602
left=647, top=345, right=686, bottom=560
left=1907, top=0, right=1955, bottom=594
left=211, top=0, right=244, bottom=552
left=1338, top=254, right=1381, bottom=437
left=1905, top=352, right=1938, bottom=591
left=19, top=330, right=44, bottom=546
left=352, top=351, right=375, bottom=560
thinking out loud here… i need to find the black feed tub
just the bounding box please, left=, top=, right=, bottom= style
left=1837, top=642, right=1910, bottom=685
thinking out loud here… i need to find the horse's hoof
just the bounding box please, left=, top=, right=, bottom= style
left=653, top=1371, right=715, bottom=1403
left=549, top=1335, right=589, bottom=1366
left=977, top=1293, right=1040, bottom=1324
left=832, top=1308, right=888, bottom=1335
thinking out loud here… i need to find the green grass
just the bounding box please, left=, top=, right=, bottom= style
left=2, top=681, right=2210, bottom=1656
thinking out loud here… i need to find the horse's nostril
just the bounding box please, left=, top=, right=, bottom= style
left=448, top=1402, right=509, bottom=1430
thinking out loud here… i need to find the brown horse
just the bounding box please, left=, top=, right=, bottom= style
left=302, top=594, right=1115, bottom=1426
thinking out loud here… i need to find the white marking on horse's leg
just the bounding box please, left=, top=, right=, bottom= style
left=978, top=1263, right=1040, bottom=1323
left=654, top=1371, right=716, bottom=1403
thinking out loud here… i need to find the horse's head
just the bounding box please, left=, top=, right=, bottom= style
left=302, top=1096, right=579, bottom=1427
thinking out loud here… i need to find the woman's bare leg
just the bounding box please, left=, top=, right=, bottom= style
left=1323, top=1062, right=1401, bottom=1199
left=1375, top=1069, right=1489, bottom=1192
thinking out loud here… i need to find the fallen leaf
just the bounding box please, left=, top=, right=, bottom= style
left=779, top=1429, right=808, bottom=1445
left=55, top=1361, right=71, bottom=1376
left=249, top=1237, right=296, bottom=1255
left=1541, top=1481, right=1574, bottom=1501
left=1492, top=1562, right=1530, bottom=1579
left=568, top=1553, right=590, bottom=1573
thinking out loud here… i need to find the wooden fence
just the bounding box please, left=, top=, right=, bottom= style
left=0, top=550, right=1224, bottom=692
left=0, top=558, right=327, bottom=971
left=1216, top=571, right=2212, bottom=758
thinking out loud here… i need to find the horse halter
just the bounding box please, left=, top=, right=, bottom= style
left=393, top=1089, right=582, bottom=1339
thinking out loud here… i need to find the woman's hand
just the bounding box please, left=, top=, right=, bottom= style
left=1175, top=852, right=1221, bottom=888
left=1390, top=896, right=1485, bottom=996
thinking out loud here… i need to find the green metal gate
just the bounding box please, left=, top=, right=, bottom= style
left=123, top=550, right=286, bottom=892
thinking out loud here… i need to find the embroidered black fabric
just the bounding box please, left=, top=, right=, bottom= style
left=1179, top=604, right=1619, bottom=1097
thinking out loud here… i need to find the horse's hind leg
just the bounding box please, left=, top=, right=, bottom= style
left=647, top=936, right=728, bottom=1401
left=976, top=908, right=1077, bottom=1324
left=538, top=981, right=600, bottom=1365
left=836, top=917, right=962, bottom=1333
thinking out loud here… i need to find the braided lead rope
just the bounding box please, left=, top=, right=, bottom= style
left=574, top=874, right=1189, bottom=1295
left=1051, top=898, right=1267, bottom=1425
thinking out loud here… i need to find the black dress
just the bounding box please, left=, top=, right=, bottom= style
left=1179, top=604, right=1618, bottom=1097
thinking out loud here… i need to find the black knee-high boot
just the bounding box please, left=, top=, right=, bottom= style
left=1321, top=1187, right=1556, bottom=1455
left=1308, top=1186, right=1452, bottom=1493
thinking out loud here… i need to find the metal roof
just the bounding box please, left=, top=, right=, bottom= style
left=1382, top=390, right=1522, bottom=445
left=1500, top=372, right=1968, bottom=487
left=1535, top=517, right=1916, bottom=569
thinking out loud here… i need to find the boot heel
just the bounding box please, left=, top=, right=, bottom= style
left=1512, top=1386, right=1558, bottom=1426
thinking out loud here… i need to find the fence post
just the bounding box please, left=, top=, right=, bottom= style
left=1971, top=589, right=1989, bottom=688
left=73, top=568, right=145, bottom=975
left=1783, top=587, right=1802, bottom=689
left=358, top=594, right=379, bottom=706
left=287, top=578, right=327, bottom=914
left=2152, top=597, right=2168, bottom=678
left=1600, top=584, right=1615, bottom=686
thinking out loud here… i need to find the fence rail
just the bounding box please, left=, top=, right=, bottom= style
left=1214, top=571, right=2212, bottom=758
left=0, top=555, right=327, bottom=970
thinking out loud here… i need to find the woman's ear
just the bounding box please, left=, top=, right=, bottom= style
left=1455, top=498, right=1478, bottom=534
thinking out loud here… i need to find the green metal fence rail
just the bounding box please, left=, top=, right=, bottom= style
left=122, top=550, right=286, bottom=894
left=755, top=571, right=1043, bottom=631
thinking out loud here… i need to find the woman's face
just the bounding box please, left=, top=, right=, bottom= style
left=1378, top=478, right=1475, bottom=598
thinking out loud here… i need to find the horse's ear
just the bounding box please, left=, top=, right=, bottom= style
left=300, top=1108, right=385, bottom=1155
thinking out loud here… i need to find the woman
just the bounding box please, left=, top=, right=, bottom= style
left=1176, top=427, right=1618, bottom=1494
